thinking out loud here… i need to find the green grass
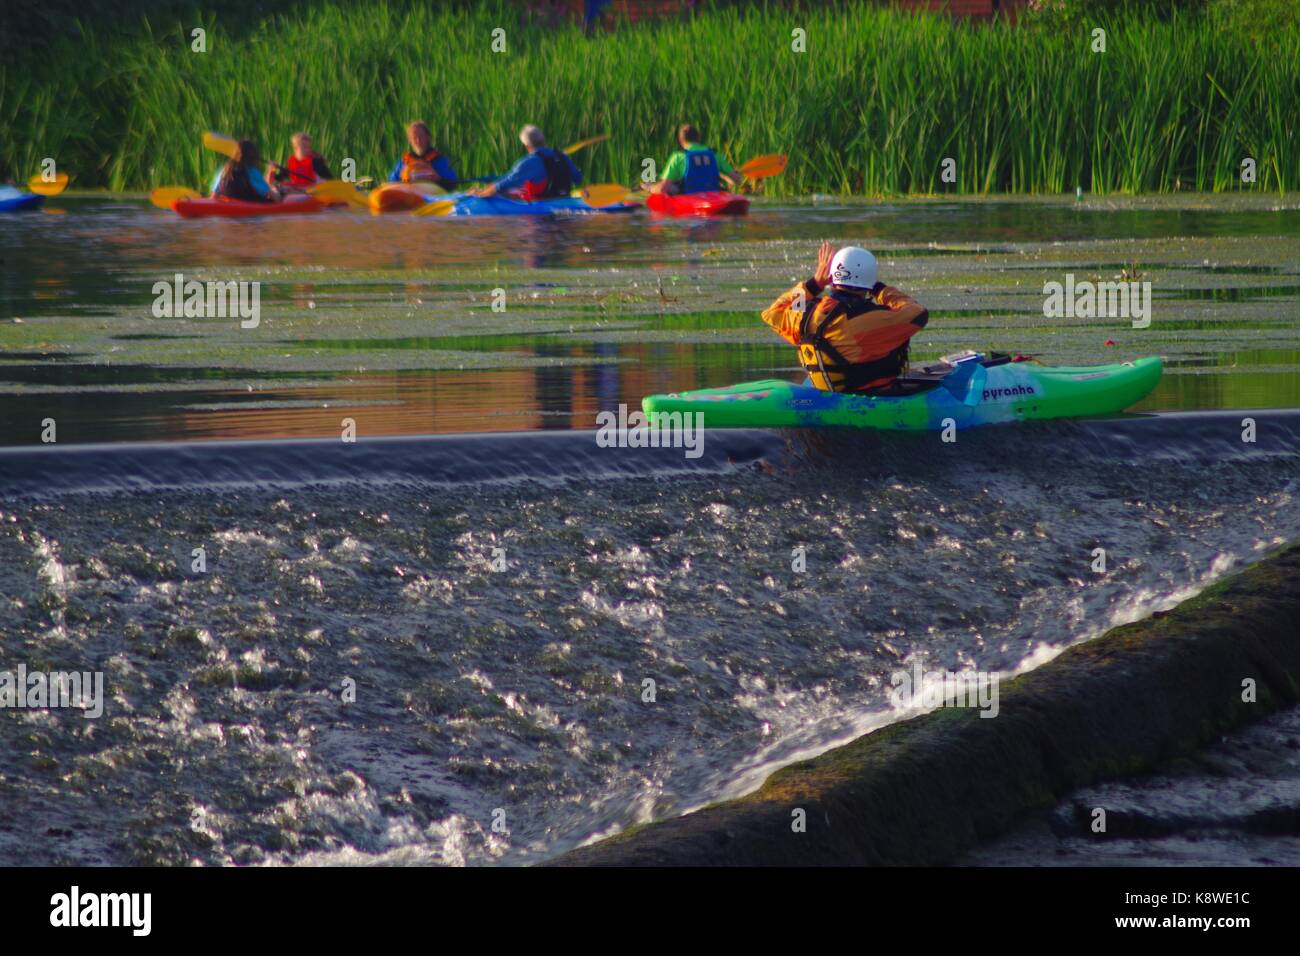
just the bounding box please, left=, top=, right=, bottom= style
left=1, top=1, right=1296, bottom=194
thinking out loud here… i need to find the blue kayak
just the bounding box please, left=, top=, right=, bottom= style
left=438, top=193, right=638, bottom=217
left=0, top=187, right=44, bottom=212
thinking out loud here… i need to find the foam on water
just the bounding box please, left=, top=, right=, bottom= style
left=1, top=416, right=1297, bottom=865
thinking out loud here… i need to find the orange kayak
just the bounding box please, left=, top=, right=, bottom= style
left=369, top=182, right=447, bottom=214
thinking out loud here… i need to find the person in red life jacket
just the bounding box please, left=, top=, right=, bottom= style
left=387, top=121, right=458, bottom=186
left=268, top=132, right=332, bottom=192
left=761, top=242, right=930, bottom=393
left=209, top=139, right=278, bottom=203
left=471, top=125, right=581, bottom=201
left=646, top=124, right=741, bottom=196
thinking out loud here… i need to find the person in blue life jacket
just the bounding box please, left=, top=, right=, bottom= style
left=471, top=125, right=582, bottom=201
left=645, top=124, right=742, bottom=196
left=210, top=139, right=279, bottom=202
left=387, top=121, right=458, bottom=187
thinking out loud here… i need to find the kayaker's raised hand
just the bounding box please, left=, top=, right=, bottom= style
left=814, top=241, right=835, bottom=286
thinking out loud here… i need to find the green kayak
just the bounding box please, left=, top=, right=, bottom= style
left=642, top=354, right=1163, bottom=431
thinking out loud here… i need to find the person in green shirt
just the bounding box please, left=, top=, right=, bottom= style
left=647, top=124, right=742, bottom=195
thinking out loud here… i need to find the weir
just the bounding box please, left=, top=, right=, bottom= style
left=4, top=410, right=1298, bottom=497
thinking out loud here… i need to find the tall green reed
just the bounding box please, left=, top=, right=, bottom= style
left=1, top=1, right=1295, bottom=195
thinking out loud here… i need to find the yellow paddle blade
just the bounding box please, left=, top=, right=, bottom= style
left=202, top=131, right=240, bottom=158
left=307, top=180, right=367, bottom=207
left=563, top=134, right=609, bottom=156
left=412, top=198, right=459, bottom=217
left=41, top=207, right=67, bottom=215
left=576, top=183, right=637, bottom=207
left=150, top=186, right=201, bottom=209
left=737, top=153, right=788, bottom=179
left=28, top=172, right=70, bottom=196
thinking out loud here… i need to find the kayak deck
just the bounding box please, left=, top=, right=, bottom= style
left=642, top=356, right=1163, bottom=431
left=646, top=190, right=750, bottom=217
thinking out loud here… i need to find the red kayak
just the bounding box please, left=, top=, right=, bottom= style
left=171, top=194, right=330, bottom=219
left=646, top=190, right=750, bottom=217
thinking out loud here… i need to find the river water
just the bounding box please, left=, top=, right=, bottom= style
left=1, top=194, right=1297, bottom=864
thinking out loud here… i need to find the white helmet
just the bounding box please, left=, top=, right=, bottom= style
left=829, top=246, right=878, bottom=290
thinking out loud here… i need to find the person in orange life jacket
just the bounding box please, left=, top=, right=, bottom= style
left=210, top=139, right=278, bottom=203
left=268, top=132, right=332, bottom=191
left=387, top=121, right=458, bottom=186
left=645, top=124, right=741, bottom=196
left=761, top=242, right=930, bottom=393
left=470, top=125, right=582, bottom=201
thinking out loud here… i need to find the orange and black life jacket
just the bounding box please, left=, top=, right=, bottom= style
left=797, top=290, right=911, bottom=392
left=401, top=148, right=442, bottom=183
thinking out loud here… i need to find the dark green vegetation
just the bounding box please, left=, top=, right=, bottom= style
left=1, top=1, right=1296, bottom=194
left=553, top=543, right=1300, bottom=865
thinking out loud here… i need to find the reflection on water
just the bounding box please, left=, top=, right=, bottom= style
left=0, top=355, right=791, bottom=445
left=1, top=194, right=1298, bottom=446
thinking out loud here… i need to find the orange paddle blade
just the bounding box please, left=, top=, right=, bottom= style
left=202, top=131, right=240, bottom=158
left=307, top=180, right=367, bottom=207
left=150, top=186, right=201, bottom=209
left=28, top=172, right=70, bottom=196
left=577, top=183, right=638, bottom=207
left=737, top=153, right=787, bottom=179
left=412, top=198, right=459, bottom=217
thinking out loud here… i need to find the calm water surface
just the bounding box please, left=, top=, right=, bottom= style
left=2, top=193, right=1298, bottom=444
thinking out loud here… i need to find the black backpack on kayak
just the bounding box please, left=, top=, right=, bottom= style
left=537, top=147, right=574, bottom=198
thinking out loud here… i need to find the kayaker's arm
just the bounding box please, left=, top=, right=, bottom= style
left=472, top=155, right=531, bottom=198
left=717, top=153, right=741, bottom=190
left=874, top=285, right=929, bottom=328
left=431, top=155, right=458, bottom=188
left=760, top=278, right=823, bottom=346
left=257, top=169, right=281, bottom=203
left=760, top=241, right=835, bottom=344
left=644, top=150, right=686, bottom=194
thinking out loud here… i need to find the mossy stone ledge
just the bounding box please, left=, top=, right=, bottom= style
left=551, top=543, right=1300, bottom=866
